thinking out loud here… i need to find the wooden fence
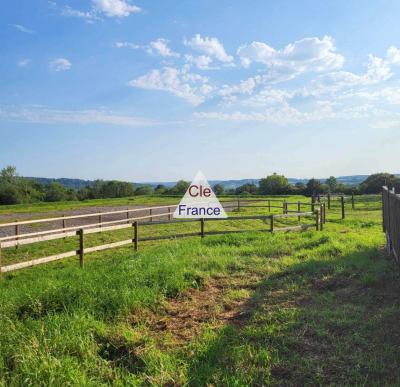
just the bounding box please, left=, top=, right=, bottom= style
left=0, top=199, right=322, bottom=240
left=0, top=200, right=324, bottom=274
left=382, top=186, right=400, bottom=262
left=313, top=193, right=351, bottom=219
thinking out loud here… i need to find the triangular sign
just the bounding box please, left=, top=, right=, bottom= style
left=173, top=171, right=228, bottom=219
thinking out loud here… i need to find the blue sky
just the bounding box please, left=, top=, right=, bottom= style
left=1, top=0, right=400, bottom=182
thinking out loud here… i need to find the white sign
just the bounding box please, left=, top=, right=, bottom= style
left=173, top=171, right=228, bottom=219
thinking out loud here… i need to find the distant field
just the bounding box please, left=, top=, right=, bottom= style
left=0, top=194, right=310, bottom=218
left=0, top=195, right=399, bottom=385
left=0, top=196, right=179, bottom=217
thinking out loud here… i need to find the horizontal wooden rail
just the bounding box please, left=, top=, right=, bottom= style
left=0, top=206, right=322, bottom=275
left=0, top=211, right=173, bottom=244
left=0, top=200, right=245, bottom=229
left=1, top=251, right=77, bottom=273
left=0, top=204, right=181, bottom=228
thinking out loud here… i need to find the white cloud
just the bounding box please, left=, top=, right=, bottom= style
left=115, top=41, right=141, bottom=49
left=309, top=54, right=392, bottom=96
left=351, top=87, right=400, bottom=105
left=92, top=0, right=141, bottom=17
left=184, top=34, right=234, bottom=63
left=387, top=46, right=400, bottom=65
left=129, top=67, right=212, bottom=105
left=147, top=39, right=179, bottom=57
left=9, top=24, right=35, bottom=34
left=62, top=6, right=100, bottom=23
left=194, top=103, right=309, bottom=125
left=243, top=88, right=295, bottom=107
left=184, top=55, right=213, bottom=70
left=61, top=0, right=141, bottom=22
left=0, top=106, right=155, bottom=126
left=219, top=77, right=260, bottom=98
left=116, top=39, right=179, bottom=57
left=17, top=59, right=30, bottom=67
left=237, top=36, right=344, bottom=82
left=49, top=58, right=72, bottom=72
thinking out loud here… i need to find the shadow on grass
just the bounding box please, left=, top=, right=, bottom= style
left=187, top=247, right=400, bottom=386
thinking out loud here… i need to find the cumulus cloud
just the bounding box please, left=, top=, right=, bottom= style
left=61, top=6, right=100, bottom=23
left=147, top=39, right=179, bottom=57
left=309, top=53, right=392, bottom=96
left=129, top=66, right=212, bottom=105
left=184, top=34, right=234, bottom=63
left=92, top=0, right=141, bottom=17
left=61, top=0, right=141, bottom=22
left=243, top=88, right=295, bottom=107
left=237, top=36, right=344, bottom=81
left=116, top=39, right=179, bottom=57
left=387, top=46, right=400, bottom=65
left=219, top=77, right=260, bottom=98
left=184, top=55, right=213, bottom=70
left=49, top=58, right=72, bottom=72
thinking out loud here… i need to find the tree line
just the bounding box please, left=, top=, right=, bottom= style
left=0, top=166, right=398, bottom=205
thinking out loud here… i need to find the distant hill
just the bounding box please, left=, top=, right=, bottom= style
left=25, top=175, right=376, bottom=191
left=26, top=177, right=95, bottom=190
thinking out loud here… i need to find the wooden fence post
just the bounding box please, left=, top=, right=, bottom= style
left=268, top=200, right=271, bottom=212
left=270, top=215, right=274, bottom=232
left=341, top=196, right=345, bottom=219
left=200, top=218, right=205, bottom=238
left=315, top=210, right=320, bottom=231
left=320, top=205, right=323, bottom=231
left=78, top=229, right=84, bottom=268
left=149, top=208, right=153, bottom=222
left=297, top=201, right=301, bottom=222
left=351, top=192, right=355, bottom=210
left=237, top=200, right=241, bottom=212
left=133, top=221, right=138, bottom=251
left=126, top=209, right=130, bottom=224
left=15, top=220, right=19, bottom=249
left=327, top=193, right=331, bottom=209
left=168, top=207, right=172, bottom=221
left=99, top=214, right=102, bottom=230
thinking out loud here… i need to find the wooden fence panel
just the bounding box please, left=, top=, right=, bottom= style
left=382, top=186, right=400, bottom=262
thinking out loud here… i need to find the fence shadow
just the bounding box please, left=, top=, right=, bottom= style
left=186, top=247, right=400, bottom=386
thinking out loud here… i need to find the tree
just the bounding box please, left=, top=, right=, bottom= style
left=305, top=178, right=323, bottom=196
left=326, top=176, right=337, bottom=192
left=154, top=184, right=167, bottom=194
left=169, top=180, right=190, bottom=195
left=359, top=173, right=400, bottom=194
left=44, top=183, right=68, bottom=202
left=0, top=184, right=21, bottom=204
left=259, top=173, right=289, bottom=195
left=213, top=184, right=225, bottom=196
left=235, top=183, right=257, bottom=195
left=134, top=185, right=153, bottom=195
left=86, top=180, right=135, bottom=199
left=0, top=166, right=18, bottom=182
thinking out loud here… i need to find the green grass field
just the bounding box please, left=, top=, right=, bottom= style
left=0, top=195, right=399, bottom=386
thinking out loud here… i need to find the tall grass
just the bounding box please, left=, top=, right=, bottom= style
left=0, top=195, right=398, bottom=385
